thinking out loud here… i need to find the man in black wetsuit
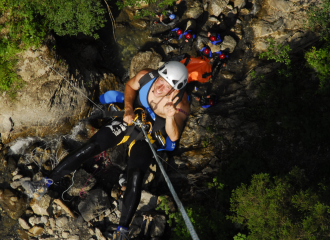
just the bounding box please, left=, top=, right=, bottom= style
left=24, top=61, right=190, bottom=240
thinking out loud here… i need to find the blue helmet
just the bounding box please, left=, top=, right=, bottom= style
left=169, top=14, right=176, bottom=20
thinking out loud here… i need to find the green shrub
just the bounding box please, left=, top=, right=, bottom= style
left=0, top=0, right=46, bottom=96
left=259, top=37, right=291, bottom=65
left=0, top=59, right=19, bottom=92
left=228, top=168, right=330, bottom=239
left=35, top=0, right=107, bottom=38
left=116, top=0, right=177, bottom=18
left=305, top=45, right=330, bottom=90
left=0, top=0, right=108, bottom=95
left=306, top=0, right=330, bottom=40
left=156, top=186, right=229, bottom=240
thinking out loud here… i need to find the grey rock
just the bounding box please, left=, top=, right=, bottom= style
left=220, top=35, right=237, bottom=53
left=67, top=169, right=96, bottom=196
left=0, top=188, right=26, bottom=220
left=208, top=0, right=230, bottom=17
left=137, top=190, right=158, bottom=212
left=129, top=51, right=162, bottom=79
left=185, top=1, right=203, bottom=19
left=30, top=194, right=51, bottom=216
left=12, top=174, right=23, bottom=181
left=19, top=218, right=31, bottom=230
left=78, top=189, right=111, bottom=222
left=130, top=19, right=148, bottom=29
left=95, top=227, right=106, bottom=240
left=56, top=216, right=69, bottom=229
left=150, top=215, right=166, bottom=237
left=202, top=166, right=218, bottom=175
left=29, top=216, right=41, bottom=226
left=231, top=0, right=246, bottom=9
left=10, top=177, right=31, bottom=189
left=68, top=235, right=80, bottom=240
left=49, top=218, right=56, bottom=229
left=62, top=231, right=70, bottom=238
left=198, top=114, right=212, bottom=127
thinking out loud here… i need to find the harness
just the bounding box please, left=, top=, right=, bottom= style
left=100, top=70, right=186, bottom=153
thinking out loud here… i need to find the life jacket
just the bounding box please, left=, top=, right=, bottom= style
left=180, top=55, right=212, bottom=84
left=99, top=70, right=185, bottom=153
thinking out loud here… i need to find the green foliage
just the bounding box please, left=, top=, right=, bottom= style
left=249, top=70, right=256, bottom=78
left=228, top=168, right=330, bottom=240
left=242, top=49, right=330, bottom=147
left=305, top=45, right=330, bottom=90
left=233, top=232, right=247, bottom=240
left=0, top=0, right=107, bottom=95
left=156, top=194, right=228, bottom=239
left=116, top=0, right=177, bottom=18
left=306, top=0, right=330, bottom=40
left=202, top=137, right=210, bottom=147
left=0, top=0, right=47, bottom=96
left=0, top=59, right=18, bottom=92
left=35, top=0, right=107, bottom=38
left=170, top=205, right=226, bottom=240
left=156, top=196, right=177, bottom=227
left=208, top=177, right=224, bottom=190
left=259, top=37, right=291, bottom=65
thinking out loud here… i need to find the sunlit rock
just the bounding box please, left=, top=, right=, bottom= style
left=231, top=0, right=246, bottom=9
left=30, top=194, right=51, bottom=216
left=0, top=188, right=26, bottom=219
left=129, top=51, right=162, bottom=79
left=185, top=1, right=203, bottom=19
left=130, top=19, right=148, bottom=29
left=28, top=226, right=44, bottom=236
left=208, top=0, right=230, bottom=17
left=136, top=190, right=158, bottom=212
left=220, top=35, right=237, bottom=53
left=56, top=216, right=69, bottom=229
left=19, top=218, right=31, bottom=230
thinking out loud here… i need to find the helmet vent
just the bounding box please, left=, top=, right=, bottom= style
left=172, top=80, right=178, bottom=85
left=162, top=69, right=167, bottom=75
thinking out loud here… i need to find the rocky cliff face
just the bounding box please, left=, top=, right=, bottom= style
left=0, top=0, right=321, bottom=239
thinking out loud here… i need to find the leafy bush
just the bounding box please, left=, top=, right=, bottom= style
left=306, top=0, right=330, bottom=40
left=35, top=0, right=107, bottom=38
left=116, top=0, right=177, bottom=18
left=0, top=0, right=108, bottom=95
left=228, top=168, right=330, bottom=239
left=156, top=184, right=229, bottom=240
left=0, top=0, right=47, bottom=96
left=0, top=59, right=20, bottom=91
left=305, top=45, right=330, bottom=90
left=259, top=37, right=291, bottom=65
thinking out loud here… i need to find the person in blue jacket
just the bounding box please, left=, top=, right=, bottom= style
left=23, top=61, right=190, bottom=240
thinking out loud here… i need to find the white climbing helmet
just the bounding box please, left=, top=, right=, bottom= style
left=158, top=61, right=188, bottom=90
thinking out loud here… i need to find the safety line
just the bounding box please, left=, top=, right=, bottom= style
left=62, top=170, right=76, bottom=202
left=133, top=119, right=200, bottom=240
left=38, top=56, right=104, bottom=113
